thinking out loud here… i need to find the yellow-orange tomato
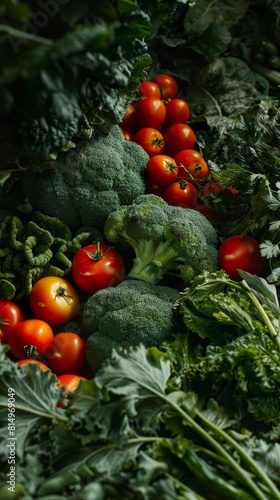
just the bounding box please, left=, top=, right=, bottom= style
left=29, top=276, right=80, bottom=326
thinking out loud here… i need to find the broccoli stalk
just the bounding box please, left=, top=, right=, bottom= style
left=104, top=194, right=219, bottom=285
left=126, top=239, right=184, bottom=283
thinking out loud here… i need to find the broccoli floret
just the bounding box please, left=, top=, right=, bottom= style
left=84, top=279, right=185, bottom=372
left=21, top=125, right=149, bottom=230
left=104, top=193, right=219, bottom=284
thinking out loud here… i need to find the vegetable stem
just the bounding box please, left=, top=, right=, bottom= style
left=0, top=24, right=53, bottom=45
left=137, top=381, right=272, bottom=500
left=196, top=409, right=280, bottom=500
left=246, top=290, right=280, bottom=353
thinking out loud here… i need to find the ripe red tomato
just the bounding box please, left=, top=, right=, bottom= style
left=17, top=359, right=50, bottom=371
left=146, top=154, right=178, bottom=186
left=163, top=180, right=198, bottom=208
left=136, top=96, right=166, bottom=129
left=152, top=74, right=179, bottom=99
left=44, top=332, right=86, bottom=375
left=71, top=242, right=125, bottom=294
left=0, top=299, right=24, bottom=344
left=175, top=149, right=209, bottom=181
left=57, top=374, right=88, bottom=392
left=119, top=103, right=137, bottom=130
left=121, top=128, right=135, bottom=141
left=164, top=98, right=190, bottom=126
left=29, top=276, right=80, bottom=326
left=218, top=235, right=265, bottom=281
left=164, top=124, right=196, bottom=157
left=138, top=80, right=161, bottom=98
left=9, top=319, right=54, bottom=360
left=134, top=127, right=165, bottom=157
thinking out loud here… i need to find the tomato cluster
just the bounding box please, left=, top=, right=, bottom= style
left=120, top=73, right=210, bottom=210
left=0, top=241, right=126, bottom=395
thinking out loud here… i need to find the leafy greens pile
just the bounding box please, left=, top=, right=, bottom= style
left=0, top=315, right=280, bottom=499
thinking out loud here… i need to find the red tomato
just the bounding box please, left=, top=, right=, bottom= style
left=121, top=128, right=135, bottom=141
left=145, top=176, right=165, bottom=196
left=146, top=154, right=178, bottom=186
left=71, top=242, right=125, bottom=294
left=44, top=332, right=86, bottom=375
left=138, top=80, right=161, bottom=98
left=57, top=374, right=88, bottom=392
left=9, top=319, right=54, bottom=360
left=17, top=359, right=50, bottom=371
left=29, top=276, right=80, bottom=326
left=119, top=103, right=137, bottom=130
left=152, top=74, right=179, bottom=99
left=134, top=127, right=165, bottom=157
left=0, top=299, right=24, bottom=344
left=164, top=124, right=196, bottom=157
left=175, top=149, right=209, bottom=181
left=163, top=180, right=198, bottom=208
left=218, top=235, right=265, bottom=281
left=164, top=98, right=190, bottom=126
left=136, top=97, right=166, bottom=129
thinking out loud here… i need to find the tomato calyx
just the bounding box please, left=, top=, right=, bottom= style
left=55, top=284, right=74, bottom=304
left=150, top=137, right=164, bottom=149
left=86, top=241, right=109, bottom=261
left=24, top=345, right=39, bottom=358
left=178, top=179, right=190, bottom=189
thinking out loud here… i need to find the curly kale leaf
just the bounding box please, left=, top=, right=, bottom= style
left=19, top=91, right=85, bottom=158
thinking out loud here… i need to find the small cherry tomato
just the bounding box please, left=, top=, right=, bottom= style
left=57, top=374, right=89, bottom=392
left=163, top=180, right=198, bottom=208
left=71, top=242, right=125, bottom=294
left=136, top=96, right=166, bottom=129
left=138, top=80, right=161, bottom=98
left=9, top=319, right=54, bottom=360
left=164, top=123, right=196, bottom=157
left=44, top=332, right=86, bottom=375
left=146, top=154, right=178, bottom=186
left=119, top=103, right=137, bottom=130
left=29, top=276, right=80, bottom=326
left=218, top=235, right=265, bottom=281
left=175, top=149, right=209, bottom=181
left=17, top=359, right=50, bottom=371
left=0, top=299, right=24, bottom=344
left=164, top=98, right=190, bottom=126
left=152, top=74, right=179, bottom=99
left=134, top=127, right=165, bottom=157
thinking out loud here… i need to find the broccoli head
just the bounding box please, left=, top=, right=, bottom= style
left=104, top=193, right=219, bottom=285
left=84, top=278, right=185, bottom=372
left=21, top=125, right=149, bottom=230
